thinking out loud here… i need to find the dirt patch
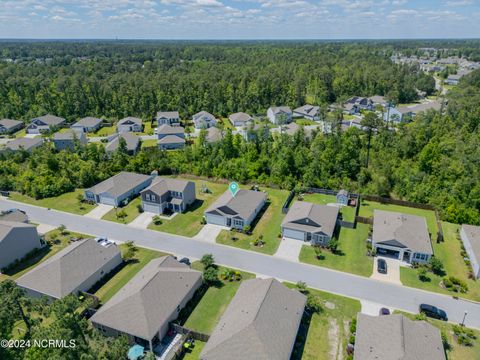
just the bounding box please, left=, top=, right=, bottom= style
left=328, top=318, right=340, bottom=359
left=325, top=301, right=336, bottom=310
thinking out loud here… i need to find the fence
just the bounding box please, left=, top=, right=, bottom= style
left=282, top=190, right=296, bottom=214
left=171, top=323, right=210, bottom=342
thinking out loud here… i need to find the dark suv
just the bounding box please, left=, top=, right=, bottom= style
left=377, top=258, right=387, bottom=274
left=419, top=304, right=448, bottom=321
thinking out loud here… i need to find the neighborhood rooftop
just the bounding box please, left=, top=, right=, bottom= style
left=5, top=137, right=43, bottom=151
left=53, top=129, right=83, bottom=140
left=32, top=114, right=65, bottom=125
left=72, top=117, right=103, bottom=127
left=282, top=202, right=339, bottom=238
left=143, top=177, right=190, bottom=195
left=86, top=172, right=152, bottom=198
left=157, top=111, right=179, bottom=118
left=105, top=133, right=140, bottom=152
left=205, top=189, right=266, bottom=220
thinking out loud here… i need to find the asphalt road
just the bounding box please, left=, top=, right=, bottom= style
left=2, top=198, right=479, bottom=329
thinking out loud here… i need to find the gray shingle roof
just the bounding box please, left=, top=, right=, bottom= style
left=269, top=106, right=292, bottom=115
left=229, top=112, right=252, bottom=124
left=293, top=105, right=320, bottom=117
left=158, top=135, right=185, bottom=145
left=105, top=133, right=140, bottom=153
left=193, top=111, right=216, bottom=121
left=118, top=117, right=142, bottom=126
left=53, top=129, right=85, bottom=140
left=86, top=171, right=151, bottom=197
left=282, top=201, right=339, bottom=237
left=90, top=256, right=201, bottom=341
left=157, top=111, right=179, bottom=119
left=32, top=114, right=65, bottom=125
left=205, top=189, right=266, bottom=221
left=201, top=278, right=306, bottom=360
left=0, top=220, right=36, bottom=243
left=373, top=210, right=433, bottom=255
left=72, top=117, right=103, bottom=127
left=206, top=127, right=223, bottom=143
left=157, top=124, right=185, bottom=136
left=461, top=224, right=480, bottom=266
left=0, top=119, right=22, bottom=130
left=5, top=137, right=43, bottom=151
left=142, top=178, right=192, bottom=197
left=16, top=238, right=120, bottom=299
left=354, top=314, right=446, bottom=360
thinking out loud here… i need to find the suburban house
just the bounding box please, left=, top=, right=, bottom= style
left=372, top=210, right=433, bottom=264
left=90, top=256, right=202, bottom=351
left=156, top=111, right=180, bottom=126
left=229, top=112, right=253, bottom=127
left=445, top=74, right=462, bottom=85
left=354, top=314, right=445, bottom=360
left=205, top=127, right=223, bottom=143
left=205, top=189, right=266, bottom=229
left=369, top=95, right=389, bottom=107
left=383, top=106, right=405, bottom=124
left=0, top=118, right=23, bottom=134
left=71, top=117, right=103, bottom=133
left=343, top=97, right=374, bottom=115
left=16, top=238, right=122, bottom=300
left=397, top=100, right=443, bottom=119
left=0, top=209, right=28, bottom=223
left=460, top=224, right=480, bottom=279
left=117, top=117, right=142, bottom=133
left=26, top=114, right=66, bottom=134
left=293, top=104, right=320, bottom=121
left=141, top=178, right=196, bottom=214
left=200, top=278, right=306, bottom=360
left=52, top=130, right=87, bottom=151
left=267, top=106, right=293, bottom=125
left=84, top=171, right=153, bottom=206
left=157, top=124, right=185, bottom=150
left=281, top=201, right=339, bottom=246
left=336, top=189, right=349, bottom=206
left=105, top=133, right=140, bottom=155
left=192, top=111, right=217, bottom=129
left=0, top=221, right=41, bottom=271
left=4, top=137, right=43, bottom=152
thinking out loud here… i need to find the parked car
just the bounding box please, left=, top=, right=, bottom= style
left=419, top=304, right=448, bottom=321
left=379, top=307, right=390, bottom=316
left=179, top=257, right=191, bottom=266
left=377, top=258, right=387, bottom=274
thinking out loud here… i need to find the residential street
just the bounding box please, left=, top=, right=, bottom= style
left=2, top=198, right=479, bottom=330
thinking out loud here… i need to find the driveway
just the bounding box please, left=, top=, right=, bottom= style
left=361, top=300, right=393, bottom=316
left=84, top=204, right=113, bottom=219
left=370, top=256, right=403, bottom=285
left=274, top=237, right=303, bottom=262
left=193, top=224, right=228, bottom=243
left=36, top=223, right=56, bottom=235
left=129, top=212, right=155, bottom=229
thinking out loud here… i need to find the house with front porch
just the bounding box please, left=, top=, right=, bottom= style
left=267, top=106, right=292, bottom=125
left=0, top=119, right=23, bottom=134
left=156, top=111, right=180, bottom=126
left=117, top=117, right=142, bottom=133
left=372, top=210, right=433, bottom=264
left=26, top=114, right=66, bottom=134
left=192, top=111, right=217, bottom=129
left=141, top=178, right=196, bottom=214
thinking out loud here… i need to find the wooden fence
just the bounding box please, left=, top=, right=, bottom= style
left=171, top=323, right=210, bottom=342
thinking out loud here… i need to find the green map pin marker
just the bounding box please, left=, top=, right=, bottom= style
left=229, top=182, right=239, bottom=197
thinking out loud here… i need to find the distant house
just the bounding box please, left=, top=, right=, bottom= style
left=229, top=112, right=253, bottom=127
left=383, top=106, right=405, bottom=124
left=0, top=221, right=41, bottom=270
left=200, top=278, right=306, bottom=360
left=141, top=178, right=196, bottom=214
left=157, top=124, right=185, bottom=150
left=27, top=114, right=66, bottom=134
left=192, top=111, right=217, bottom=129
left=205, top=189, right=266, bottom=229
left=52, top=130, right=87, bottom=151
left=372, top=210, right=433, bottom=264
left=281, top=201, right=339, bottom=246
left=267, top=106, right=293, bottom=125
left=368, top=95, right=389, bottom=108
left=156, top=111, right=180, bottom=126
left=397, top=101, right=443, bottom=119
left=117, top=117, right=142, bottom=133
left=341, top=119, right=363, bottom=131
left=4, top=137, right=43, bottom=152
left=0, top=119, right=23, bottom=134
left=293, top=104, right=320, bottom=121
left=205, top=127, right=223, bottom=143
left=343, top=97, right=374, bottom=115
left=105, top=133, right=140, bottom=155
left=460, top=224, right=480, bottom=279
left=84, top=171, right=153, bottom=206
left=71, top=117, right=103, bottom=133
left=354, top=314, right=445, bottom=360
left=336, top=189, right=349, bottom=206
left=445, top=74, right=462, bottom=85
left=90, top=256, right=202, bottom=351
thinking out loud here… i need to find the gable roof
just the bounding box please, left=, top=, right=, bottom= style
left=201, top=278, right=306, bottom=360
left=193, top=111, right=216, bottom=121
left=205, top=127, right=223, bottom=143
left=0, top=119, right=22, bottom=130
left=282, top=201, right=339, bottom=237
left=354, top=314, right=445, bottom=360
left=86, top=171, right=151, bottom=197
left=157, top=124, right=185, bottom=136
left=205, top=189, right=266, bottom=220
left=90, top=256, right=201, bottom=341
left=32, top=114, right=65, bottom=125
left=158, top=135, right=186, bottom=145
left=368, top=95, right=388, bottom=106
left=293, top=104, right=320, bottom=117
left=373, top=210, right=432, bottom=254
left=142, top=177, right=192, bottom=197
left=16, top=238, right=120, bottom=299
left=269, top=106, right=292, bottom=115
left=461, top=224, right=480, bottom=265
left=118, top=117, right=142, bottom=126
left=53, top=129, right=85, bottom=141
left=5, top=137, right=43, bottom=151
left=105, top=133, right=140, bottom=153
left=0, top=220, right=37, bottom=243
left=72, top=117, right=103, bottom=127
left=229, top=112, right=252, bottom=124
left=156, top=111, right=179, bottom=119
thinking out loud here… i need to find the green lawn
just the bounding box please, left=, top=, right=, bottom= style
left=9, top=189, right=96, bottom=215
left=359, top=199, right=438, bottom=238
left=400, top=222, right=480, bottom=302
left=141, top=138, right=157, bottom=148
left=183, top=263, right=255, bottom=335
left=216, top=188, right=290, bottom=255
left=286, top=284, right=361, bottom=360
left=218, top=117, right=234, bottom=130
left=13, top=128, right=27, bottom=138
left=179, top=341, right=205, bottom=360
left=93, top=244, right=168, bottom=303
left=102, top=197, right=142, bottom=224
left=299, top=224, right=373, bottom=277
left=294, top=119, right=317, bottom=126
left=149, top=179, right=228, bottom=237
left=91, top=125, right=116, bottom=137
left=301, top=193, right=356, bottom=222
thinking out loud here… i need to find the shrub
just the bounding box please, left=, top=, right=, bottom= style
left=418, top=267, right=430, bottom=282
left=349, top=335, right=356, bottom=345
left=349, top=318, right=357, bottom=334
left=453, top=325, right=476, bottom=347
left=415, top=312, right=427, bottom=321
left=200, top=254, right=215, bottom=269
left=203, top=267, right=218, bottom=284
left=296, top=281, right=308, bottom=294
left=314, top=246, right=325, bottom=260
left=443, top=277, right=453, bottom=289
left=306, top=294, right=322, bottom=314
left=448, top=276, right=469, bottom=293
left=136, top=204, right=144, bottom=213
left=152, top=215, right=162, bottom=225
left=429, top=257, right=444, bottom=275
left=441, top=331, right=451, bottom=351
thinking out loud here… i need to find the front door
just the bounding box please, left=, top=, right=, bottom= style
left=226, top=218, right=231, bottom=227
left=403, top=251, right=411, bottom=262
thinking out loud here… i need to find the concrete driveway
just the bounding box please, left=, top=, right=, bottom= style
left=370, top=256, right=403, bottom=285
left=36, top=223, right=57, bottom=235
left=84, top=204, right=113, bottom=219
left=193, top=224, right=228, bottom=243
left=129, top=212, right=155, bottom=229
left=361, top=300, right=393, bottom=316
left=274, top=237, right=304, bottom=262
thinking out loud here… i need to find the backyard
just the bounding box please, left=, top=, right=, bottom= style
left=299, top=224, right=373, bottom=277
left=301, top=192, right=356, bottom=222
left=141, top=138, right=157, bottom=148
left=9, top=189, right=96, bottom=215
left=91, top=125, right=116, bottom=137
left=294, top=118, right=317, bottom=126
left=215, top=188, right=290, bottom=255
left=179, top=341, right=205, bottom=360
left=102, top=197, right=142, bottom=224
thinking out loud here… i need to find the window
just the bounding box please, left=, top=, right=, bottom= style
left=151, top=195, right=156, bottom=201
left=145, top=194, right=150, bottom=201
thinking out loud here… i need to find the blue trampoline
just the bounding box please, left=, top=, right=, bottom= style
left=128, top=344, right=145, bottom=360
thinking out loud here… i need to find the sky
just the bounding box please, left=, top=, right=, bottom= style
left=0, top=0, right=480, bottom=39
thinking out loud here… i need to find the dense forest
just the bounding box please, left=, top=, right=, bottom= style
left=1, top=41, right=480, bottom=225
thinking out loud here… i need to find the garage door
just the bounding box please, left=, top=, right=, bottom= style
left=143, top=203, right=161, bottom=214
left=282, top=227, right=305, bottom=241
left=99, top=195, right=116, bottom=206
left=206, top=214, right=225, bottom=226
left=376, top=247, right=400, bottom=259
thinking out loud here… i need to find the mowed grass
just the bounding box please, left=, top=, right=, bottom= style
left=299, top=224, right=373, bottom=277
left=183, top=262, right=255, bottom=334
left=149, top=179, right=228, bottom=237
left=286, top=284, right=361, bottom=360
left=179, top=341, right=206, bottom=360
left=91, top=125, right=116, bottom=137
left=102, top=197, right=142, bottom=224
left=216, top=188, right=290, bottom=255
left=400, top=222, right=480, bottom=302
left=93, top=244, right=168, bottom=304
left=9, top=189, right=96, bottom=215
left=301, top=193, right=356, bottom=222
left=294, top=118, right=317, bottom=126
left=141, top=138, right=157, bottom=148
